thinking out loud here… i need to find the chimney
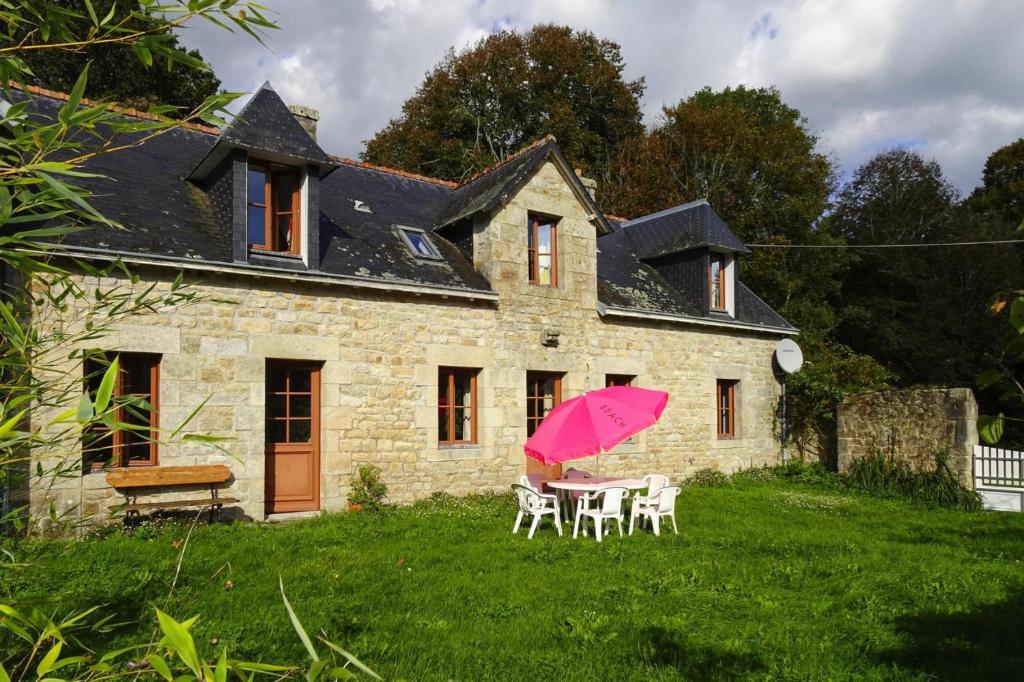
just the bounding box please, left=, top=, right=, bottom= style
left=575, top=167, right=597, bottom=199
left=288, top=104, right=319, bottom=139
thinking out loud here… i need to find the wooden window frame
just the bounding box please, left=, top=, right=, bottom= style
left=247, top=160, right=302, bottom=255
left=82, top=352, right=160, bottom=471
left=709, top=253, right=727, bottom=311
left=526, top=371, right=563, bottom=437
left=437, top=367, right=479, bottom=446
left=527, top=213, right=559, bottom=287
left=716, top=379, right=737, bottom=439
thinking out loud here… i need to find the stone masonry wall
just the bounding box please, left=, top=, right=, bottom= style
left=837, top=388, right=978, bottom=486
left=30, top=160, right=785, bottom=524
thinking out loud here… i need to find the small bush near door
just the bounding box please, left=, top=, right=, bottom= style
left=348, top=465, right=389, bottom=511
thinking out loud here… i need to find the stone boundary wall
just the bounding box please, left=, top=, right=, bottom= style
left=837, top=388, right=977, bottom=486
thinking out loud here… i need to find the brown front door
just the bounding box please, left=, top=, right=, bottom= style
left=265, top=361, right=321, bottom=513
left=526, top=371, right=563, bottom=479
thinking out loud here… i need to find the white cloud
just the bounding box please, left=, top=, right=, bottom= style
left=176, top=0, right=1024, bottom=192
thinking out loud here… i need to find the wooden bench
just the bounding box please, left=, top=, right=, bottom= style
left=105, top=465, right=238, bottom=522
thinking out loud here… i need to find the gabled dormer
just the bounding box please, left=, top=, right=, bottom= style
left=188, top=82, right=336, bottom=269
left=621, top=199, right=750, bottom=318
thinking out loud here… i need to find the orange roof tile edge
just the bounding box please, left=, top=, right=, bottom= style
left=5, top=81, right=222, bottom=135
left=457, top=134, right=556, bottom=187
left=330, top=156, right=459, bottom=188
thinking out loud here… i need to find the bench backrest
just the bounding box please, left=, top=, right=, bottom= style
left=106, top=464, right=232, bottom=489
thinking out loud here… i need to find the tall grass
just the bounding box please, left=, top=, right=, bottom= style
left=845, top=450, right=982, bottom=511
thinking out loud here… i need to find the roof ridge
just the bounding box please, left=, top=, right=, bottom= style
left=5, top=80, right=222, bottom=135
left=455, top=134, right=556, bottom=188
left=622, top=198, right=709, bottom=227
left=330, top=156, right=459, bottom=188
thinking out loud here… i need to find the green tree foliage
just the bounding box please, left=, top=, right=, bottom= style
left=828, top=149, right=1023, bottom=390
left=967, top=137, right=1024, bottom=229
left=7, top=0, right=221, bottom=111
left=362, top=24, right=645, bottom=190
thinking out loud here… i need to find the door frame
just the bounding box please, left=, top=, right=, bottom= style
left=265, top=360, right=321, bottom=514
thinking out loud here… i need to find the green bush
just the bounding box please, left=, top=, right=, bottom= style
left=845, top=450, right=982, bottom=511
left=348, top=464, right=389, bottom=511
left=684, top=468, right=732, bottom=487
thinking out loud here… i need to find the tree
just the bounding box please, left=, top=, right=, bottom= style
left=9, top=0, right=221, bottom=111
left=827, top=149, right=1022, bottom=388
left=966, top=137, right=1024, bottom=229
left=362, top=24, right=645, bottom=190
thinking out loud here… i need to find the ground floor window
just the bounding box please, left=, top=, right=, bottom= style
left=438, top=367, right=478, bottom=445
left=526, top=371, right=563, bottom=437
left=82, top=352, right=160, bottom=471
left=716, top=379, right=738, bottom=438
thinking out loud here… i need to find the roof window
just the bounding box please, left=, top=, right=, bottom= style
left=397, top=226, right=442, bottom=260
left=353, top=199, right=372, bottom=213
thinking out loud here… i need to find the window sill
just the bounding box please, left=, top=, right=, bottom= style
left=250, top=248, right=302, bottom=260
left=438, top=443, right=479, bottom=450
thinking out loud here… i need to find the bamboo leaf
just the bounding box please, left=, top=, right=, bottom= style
left=93, top=356, right=118, bottom=414
left=156, top=609, right=203, bottom=677
left=59, top=64, right=90, bottom=125
left=36, top=641, right=62, bottom=677
left=146, top=654, right=173, bottom=681
left=317, top=638, right=380, bottom=680
left=279, top=577, right=318, bottom=662
left=75, top=392, right=94, bottom=423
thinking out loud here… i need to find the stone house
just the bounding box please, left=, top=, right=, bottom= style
left=7, top=83, right=796, bottom=522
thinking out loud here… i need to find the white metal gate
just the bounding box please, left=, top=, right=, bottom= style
left=973, top=445, right=1024, bottom=512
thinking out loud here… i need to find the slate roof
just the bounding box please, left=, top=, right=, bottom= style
left=623, top=199, right=751, bottom=258
left=217, top=83, right=333, bottom=168
left=435, top=136, right=611, bottom=235
left=598, top=219, right=793, bottom=331
left=5, top=84, right=794, bottom=333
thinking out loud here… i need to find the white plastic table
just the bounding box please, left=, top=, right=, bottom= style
left=545, top=477, right=647, bottom=524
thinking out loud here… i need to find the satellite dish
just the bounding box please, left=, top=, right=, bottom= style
left=775, top=338, right=804, bottom=374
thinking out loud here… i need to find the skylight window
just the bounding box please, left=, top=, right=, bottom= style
left=397, top=226, right=442, bottom=259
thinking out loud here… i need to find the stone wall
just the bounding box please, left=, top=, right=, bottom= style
left=29, top=160, right=787, bottom=524
left=837, top=388, right=978, bottom=485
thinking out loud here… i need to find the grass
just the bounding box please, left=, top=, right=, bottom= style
left=4, top=478, right=1024, bottom=681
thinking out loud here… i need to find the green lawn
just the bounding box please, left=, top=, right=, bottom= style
left=4, top=478, right=1024, bottom=681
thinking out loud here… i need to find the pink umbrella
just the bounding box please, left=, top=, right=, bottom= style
left=524, top=386, right=669, bottom=467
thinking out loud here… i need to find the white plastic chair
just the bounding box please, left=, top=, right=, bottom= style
left=511, top=483, right=562, bottom=539
left=643, top=473, right=670, bottom=493
left=629, top=485, right=681, bottom=536
left=520, top=474, right=545, bottom=494
left=573, top=486, right=628, bottom=542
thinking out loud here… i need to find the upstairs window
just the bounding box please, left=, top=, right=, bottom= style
left=605, top=374, right=635, bottom=388
left=528, top=214, right=558, bottom=286
left=247, top=161, right=301, bottom=254
left=82, top=352, right=160, bottom=471
left=709, top=254, right=726, bottom=311
left=398, top=226, right=442, bottom=259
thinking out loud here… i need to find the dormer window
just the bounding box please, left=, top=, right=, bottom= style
left=397, top=226, right=441, bottom=259
left=247, top=161, right=301, bottom=254
left=709, top=253, right=726, bottom=311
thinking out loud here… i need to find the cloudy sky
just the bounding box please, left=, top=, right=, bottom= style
left=177, top=0, right=1024, bottom=193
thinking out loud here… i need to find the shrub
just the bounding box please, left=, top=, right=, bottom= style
left=845, top=450, right=982, bottom=511
left=684, top=468, right=732, bottom=487
left=731, top=465, right=779, bottom=484
left=348, top=464, right=389, bottom=511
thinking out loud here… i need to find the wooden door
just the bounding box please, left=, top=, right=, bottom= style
left=526, top=371, right=563, bottom=479
left=265, top=361, right=321, bottom=513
